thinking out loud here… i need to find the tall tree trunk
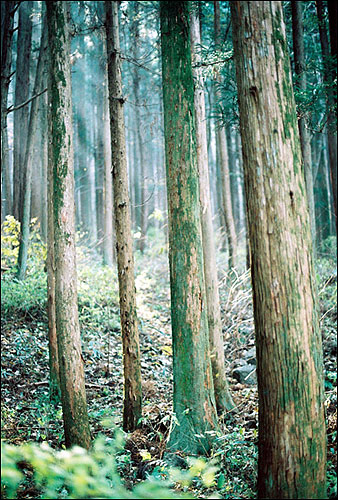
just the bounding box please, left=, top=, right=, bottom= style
left=131, top=2, right=147, bottom=253
left=214, top=119, right=227, bottom=248
left=1, top=1, right=17, bottom=219
left=314, top=133, right=332, bottom=245
left=13, top=1, right=33, bottom=223
left=94, top=90, right=104, bottom=254
left=102, top=56, right=114, bottom=266
left=46, top=68, right=60, bottom=403
left=47, top=141, right=60, bottom=406
left=16, top=16, right=48, bottom=280
left=231, top=2, right=327, bottom=498
left=316, top=0, right=337, bottom=230
left=40, top=86, right=48, bottom=241
left=161, top=1, right=219, bottom=455
left=213, top=0, right=237, bottom=269
left=1, top=125, right=11, bottom=222
left=105, top=0, right=142, bottom=432
left=327, top=1, right=337, bottom=115
left=77, top=36, right=91, bottom=243
left=226, top=126, right=240, bottom=235
left=190, top=3, right=234, bottom=414
left=291, top=0, right=316, bottom=249
left=47, top=0, right=91, bottom=449
left=86, top=50, right=98, bottom=245
left=235, top=131, right=246, bottom=240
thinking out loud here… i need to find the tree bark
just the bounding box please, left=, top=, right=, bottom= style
left=231, top=2, right=327, bottom=498
left=47, top=0, right=91, bottom=449
left=213, top=0, right=237, bottom=269
left=102, top=54, right=114, bottom=266
left=291, top=0, right=316, bottom=249
left=1, top=1, right=17, bottom=219
left=161, top=1, right=219, bottom=454
left=190, top=3, right=234, bottom=414
left=77, top=35, right=92, bottom=243
left=105, top=0, right=142, bottom=432
left=316, top=0, right=337, bottom=230
left=131, top=2, right=147, bottom=253
left=13, top=1, right=33, bottom=224
left=40, top=86, right=48, bottom=241
left=16, top=16, right=48, bottom=280
left=327, top=1, right=337, bottom=116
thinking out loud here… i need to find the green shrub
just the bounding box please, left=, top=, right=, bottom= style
left=1, top=216, right=21, bottom=269
left=1, top=216, right=47, bottom=316
left=1, top=271, right=47, bottom=316
left=1, top=433, right=190, bottom=499
left=1, top=216, right=47, bottom=272
left=318, top=235, right=337, bottom=260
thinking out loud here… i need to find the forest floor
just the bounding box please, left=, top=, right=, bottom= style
left=1, top=232, right=337, bottom=499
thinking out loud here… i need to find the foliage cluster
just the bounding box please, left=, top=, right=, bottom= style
left=1, top=433, right=182, bottom=499
left=1, top=216, right=47, bottom=316
left=1, top=216, right=46, bottom=272
left=1, top=426, right=261, bottom=500
left=1, top=430, right=228, bottom=500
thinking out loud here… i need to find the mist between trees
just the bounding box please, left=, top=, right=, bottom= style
left=1, top=1, right=337, bottom=500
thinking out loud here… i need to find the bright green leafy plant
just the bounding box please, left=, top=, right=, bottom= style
left=1, top=433, right=192, bottom=499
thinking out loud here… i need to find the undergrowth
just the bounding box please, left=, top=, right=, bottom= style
left=1, top=217, right=337, bottom=499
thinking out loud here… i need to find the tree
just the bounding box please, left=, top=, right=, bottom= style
left=46, top=0, right=91, bottom=449
left=291, top=0, right=316, bottom=248
left=327, top=2, right=337, bottom=115
left=40, top=83, right=48, bottom=241
left=13, top=1, right=33, bottom=224
left=316, top=0, right=337, bottom=229
left=190, top=3, right=234, bottom=414
left=102, top=53, right=115, bottom=267
left=105, top=0, right=142, bottom=432
left=16, top=15, right=48, bottom=280
left=213, top=0, right=237, bottom=270
left=1, top=1, right=18, bottom=219
left=131, top=2, right=147, bottom=253
left=231, top=2, right=327, bottom=498
left=47, top=110, right=61, bottom=405
left=161, top=0, right=218, bottom=454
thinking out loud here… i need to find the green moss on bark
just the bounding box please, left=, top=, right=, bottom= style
left=161, top=1, right=218, bottom=455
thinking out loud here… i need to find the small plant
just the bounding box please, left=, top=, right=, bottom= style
left=1, top=433, right=191, bottom=499
left=1, top=216, right=47, bottom=317
left=1, top=271, right=47, bottom=317
left=1, top=216, right=47, bottom=273
left=1, top=216, right=21, bottom=269
left=212, top=427, right=257, bottom=498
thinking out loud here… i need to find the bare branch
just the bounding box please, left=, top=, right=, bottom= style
left=6, top=88, right=47, bottom=114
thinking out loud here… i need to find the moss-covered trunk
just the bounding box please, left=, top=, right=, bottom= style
left=231, top=2, right=327, bottom=498
left=105, top=0, right=142, bottom=432
left=161, top=1, right=219, bottom=455
left=47, top=1, right=91, bottom=450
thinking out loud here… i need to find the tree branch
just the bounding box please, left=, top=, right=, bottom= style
left=7, top=88, right=47, bottom=114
